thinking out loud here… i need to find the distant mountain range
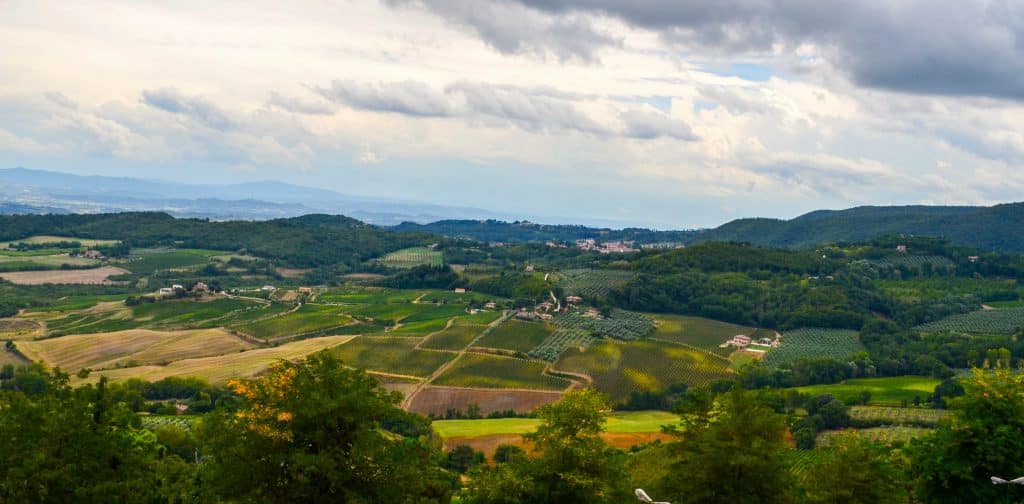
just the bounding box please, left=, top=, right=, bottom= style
left=0, top=167, right=505, bottom=224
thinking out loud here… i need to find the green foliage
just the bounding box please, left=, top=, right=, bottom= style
left=797, top=432, right=908, bottom=503
left=198, top=352, right=453, bottom=502
left=375, top=247, right=445, bottom=269
left=763, top=328, right=865, bottom=368
left=376, top=264, right=459, bottom=289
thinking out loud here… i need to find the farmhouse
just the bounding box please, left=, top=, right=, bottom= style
left=192, top=282, right=209, bottom=293
left=261, top=285, right=276, bottom=292
left=896, top=245, right=908, bottom=253
left=968, top=256, right=980, bottom=263
left=454, top=287, right=467, bottom=293
left=524, top=264, right=534, bottom=272
left=484, top=302, right=497, bottom=310
left=728, top=334, right=752, bottom=348
left=297, top=287, right=313, bottom=294
left=171, top=284, right=184, bottom=291
left=515, top=309, right=538, bottom=320
left=83, top=249, right=104, bottom=259
left=537, top=313, right=553, bottom=321
left=157, top=287, right=175, bottom=297
left=565, top=295, right=583, bottom=305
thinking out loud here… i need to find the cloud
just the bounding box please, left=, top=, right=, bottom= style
left=314, top=79, right=454, bottom=117
left=446, top=81, right=610, bottom=135
left=266, top=91, right=335, bottom=115
left=619, top=108, right=697, bottom=141
left=141, top=87, right=237, bottom=130
left=399, top=0, right=1024, bottom=101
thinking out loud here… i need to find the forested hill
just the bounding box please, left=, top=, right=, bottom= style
left=389, top=219, right=700, bottom=244
left=0, top=212, right=431, bottom=268
left=698, top=203, right=1024, bottom=252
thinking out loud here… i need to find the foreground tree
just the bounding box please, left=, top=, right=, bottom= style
left=199, top=351, right=454, bottom=503
left=660, top=388, right=794, bottom=504
left=460, top=389, right=631, bottom=504
left=910, top=369, right=1024, bottom=503
left=798, top=432, right=907, bottom=503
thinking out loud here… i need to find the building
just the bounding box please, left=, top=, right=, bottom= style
left=261, top=285, right=276, bottom=292
left=524, top=265, right=534, bottom=273
left=484, top=302, right=497, bottom=310
left=157, top=287, right=175, bottom=297
left=171, top=284, right=184, bottom=291
left=728, top=335, right=752, bottom=348
left=565, top=295, right=583, bottom=305
left=83, top=250, right=104, bottom=259
left=968, top=256, right=980, bottom=263
left=192, top=282, right=209, bottom=293
left=298, top=287, right=313, bottom=294
left=896, top=245, right=908, bottom=253
left=538, top=313, right=553, bottom=321
left=454, top=287, right=467, bottom=293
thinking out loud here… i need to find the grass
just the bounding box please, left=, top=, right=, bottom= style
left=432, top=410, right=679, bottom=438
left=649, top=314, right=755, bottom=356
left=475, top=319, right=553, bottom=352
left=332, top=336, right=454, bottom=377
left=555, top=339, right=731, bottom=401
left=421, top=323, right=488, bottom=351
left=434, top=353, right=569, bottom=390
left=18, top=328, right=255, bottom=372
left=390, top=317, right=453, bottom=335
left=877, top=277, right=1021, bottom=303
left=762, top=328, right=865, bottom=368
left=347, top=302, right=432, bottom=322
left=233, top=304, right=354, bottom=340
left=375, top=247, right=444, bottom=269
left=85, top=335, right=355, bottom=384
left=793, top=376, right=941, bottom=406
left=0, top=253, right=100, bottom=270
left=117, top=249, right=224, bottom=275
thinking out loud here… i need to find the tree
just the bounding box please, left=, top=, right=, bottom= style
left=798, top=432, right=907, bottom=503
left=198, top=351, right=454, bottom=503
left=910, top=369, right=1024, bottom=503
left=492, top=444, right=526, bottom=464
left=660, top=388, right=794, bottom=504
left=445, top=444, right=485, bottom=473
left=460, top=389, right=631, bottom=504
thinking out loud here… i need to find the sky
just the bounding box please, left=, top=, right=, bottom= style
left=1, top=1, right=1024, bottom=229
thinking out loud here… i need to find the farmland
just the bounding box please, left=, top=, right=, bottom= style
left=849, top=406, right=952, bottom=426
left=475, top=319, right=553, bottom=352
left=374, top=247, right=444, bottom=269
left=559, top=269, right=636, bottom=298
left=17, top=328, right=255, bottom=372
left=648, top=314, right=756, bottom=356
left=552, top=309, right=654, bottom=341
left=915, top=306, right=1024, bottom=335
left=331, top=336, right=454, bottom=377
left=762, top=328, right=864, bottom=367
left=817, top=426, right=934, bottom=447
left=0, top=266, right=131, bottom=285
left=232, top=303, right=355, bottom=340
left=115, top=248, right=225, bottom=275
left=433, top=353, right=569, bottom=390
left=555, top=339, right=731, bottom=401
left=432, top=410, right=679, bottom=438
left=421, top=322, right=489, bottom=351
left=793, top=376, right=941, bottom=406
left=406, top=386, right=564, bottom=417
left=528, top=328, right=594, bottom=361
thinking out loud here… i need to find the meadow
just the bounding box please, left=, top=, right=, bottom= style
left=793, top=376, right=941, bottom=406
left=432, top=410, right=679, bottom=438
left=421, top=322, right=489, bottom=351
left=374, top=247, right=444, bottom=269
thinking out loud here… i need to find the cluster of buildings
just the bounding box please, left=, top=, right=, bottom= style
left=156, top=282, right=208, bottom=298
left=726, top=333, right=781, bottom=350
left=574, top=239, right=640, bottom=254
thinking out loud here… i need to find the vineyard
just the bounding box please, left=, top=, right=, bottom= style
left=331, top=336, right=454, bottom=377
left=649, top=314, right=756, bottom=357
left=817, top=427, right=934, bottom=447
left=558, top=269, right=636, bottom=298
left=849, top=406, right=951, bottom=426
left=374, top=247, right=444, bottom=269
left=554, top=339, right=731, bottom=401
left=552, top=309, right=654, bottom=341
left=475, top=319, right=553, bottom=353
left=786, top=450, right=827, bottom=486
left=433, top=353, right=570, bottom=390
left=762, top=328, right=864, bottom=368
left=140, top=415, right=196, bottom=431
left=528, top=328, right=595, bottom=361
left=914, top=306, right=1024, bottom=335
left=869, top=255, right=956, bottom=271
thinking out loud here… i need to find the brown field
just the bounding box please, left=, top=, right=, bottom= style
left=0, top=266, right=131, bottom=285
left=82, top=335, right=355, bottom=384
left=276, top=267, right=311, bottom=278
left=0, top=349, right=29, bottom=366
left=406, top=386, right=564, bottom=416
left=443, top=432, right=675, bottom=458
left=18, top=328, right=256, bottom=372
left=0, top=319, right=44, bottom=340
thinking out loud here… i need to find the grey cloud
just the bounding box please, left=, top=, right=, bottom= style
left=141, top=87, right=236, bottom=130
left=385, top=0, right=619, bottom=62
left=402, top=0, right=1024, bottom=101
left=447, top=81, right=610, bottom=135
left=619, top=108, right=697, bottom=141
left=314, top=79, right=454, bottom=117
left=266, top=91, right=336, bottom=115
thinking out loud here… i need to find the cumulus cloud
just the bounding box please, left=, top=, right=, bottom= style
left=266, top=91, right=335, bottom=115
left=619, top=107, right=697, bottom=141
left=141, top=87, right=237, bottom=130
left=314, top=79, right=454, bottom=117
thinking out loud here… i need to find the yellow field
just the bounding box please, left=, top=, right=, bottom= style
left=0, top=266, right=130, bottom=285
left=81, top=335, right=355, bottom=384
left=18, top=328, right=256, bottom=371
left=0, top=235, right=119, bottom=247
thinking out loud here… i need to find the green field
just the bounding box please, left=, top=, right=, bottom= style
left=877, top=277, right=1021, bottom=303
left=421, top=322, right=489, bottom=351
left=793, top=376, right=941, bottom=406
left=233, top=304, right=354, bottom=340
left=400, top=304, right=468, bottom=323
left=434, top=353, right=569, bottom=390
left=915, top=307, right=1024, bottom=335
left=375, top=247, right=444, bottom=269
left=117, top=249, right=224, bottom=274
left=817, top=426, right=934, bottom=447
left=389, top=317, right=453, bottom=335
left=849, top=406, right=951, bottom=426
left=555, top=339, right=731, bottom=401
left=0, top=253, right=100, bottom=271
left=132, top=298, right=257, bottom=329
left=347, top=302, right=432, bottom=322
left=432, top=410, right=679, bottom=438
left=318, top=288, right=426, bottom=304
left=475, top=319, right=553, bottom=352
left=331, top=336, right=454, bottom=377
left=762, top=328, right=864, bottom=367
left=649, top=314, right=755, bottom=356
left=559, top=269, right=636, bottom=298
left=419, top=290, right=496, bottom=304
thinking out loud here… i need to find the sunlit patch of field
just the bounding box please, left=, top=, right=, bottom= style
left=0, top=266, right=131, bottom=285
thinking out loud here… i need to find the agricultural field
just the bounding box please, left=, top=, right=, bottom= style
left=555, top=339, right=731, bottom=401
left=406, top=386, right=564, bottom=417
left=434, top=353, right=569, bottom=390
left=399, top=304, right=468, bottom=323
left=817, top=426, right=934, bottom=447
left=869, top=255, right=956, bottom=271
left=877, top=277, right=1021, bottom=303
left=232, top=304, right=354, bottom=340
left=17, top=328, right=255, bottom=372
left=0, top=253, right=100, bottom=271
left=318, top=288, right=425, bottom=304
left=85, top=335, right=355, bottom=384
left=374, top=247, right=444, bottom=269
left=849, top=406, right=952, bottom=426
left=558, top=269, right=636, bottom=298
left=475, top=319, right=554, bottom=352
left=432, top=410, right=679, bottom=438
left=0, top=318, right=44, bottom=340
left=115, top=248, right=225, bottom=275
left=389, top=317, right=453, bottom=335
left=761, top=328, right=864, bottom=368
left=528, top=328, right=594, bottom=361
left=140, top=416, right=196, bottom=431
left=914, top=306, right=1024, bottom=335
left=419, top=290, right=497, bottom=304
left=347, top=302, right=433, bottom=323
left=793, top=376, right=941, bottom=406
left=0, top=266, right=131, bottom=285
left=0, top=235, right=118, bottom=248
left=785, top=449, right=827, bottom=487
left=648, top=314, right=756, bottom=356
left=331, top=336, right=454, bottom=377
left=421, top=322, right=489, bottom=351
left=552, top=309, right=654, bottom=341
